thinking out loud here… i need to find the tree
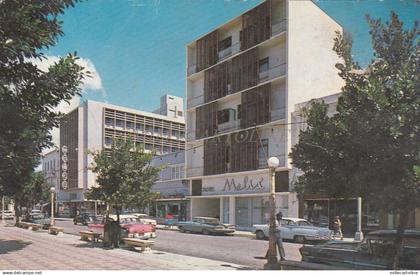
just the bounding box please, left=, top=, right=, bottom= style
left=86, top=138, right=160, bottom=247
left=290, top=12, right=419, bottom=269
left=0, top=0, right=85, bottom=219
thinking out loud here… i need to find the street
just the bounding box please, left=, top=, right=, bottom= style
left=55, top=219, right=303, bottom=269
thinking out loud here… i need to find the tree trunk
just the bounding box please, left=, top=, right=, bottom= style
left=392, top=209, right=409, bottom=269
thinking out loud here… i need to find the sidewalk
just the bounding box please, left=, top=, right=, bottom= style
left=0, top=222, right=252, bottom=270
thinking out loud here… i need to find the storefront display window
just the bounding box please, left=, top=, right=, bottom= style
left=235, top=197, right=270, bottom=229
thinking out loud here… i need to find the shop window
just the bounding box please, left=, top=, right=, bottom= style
left=191, top=180, right=202, bottom=196
left=275, top=171, right=289, bottom=192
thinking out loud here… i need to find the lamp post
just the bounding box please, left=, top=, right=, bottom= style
left=266, top=156, right=280, bottom=266
left=355, top=197, right=364, bottom=241
left=50, top=187, right=56, bottom=226
left=1, top=196, right=4, bottom=223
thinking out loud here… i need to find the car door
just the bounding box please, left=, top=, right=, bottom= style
left=280, top=219, right=293, bottom=240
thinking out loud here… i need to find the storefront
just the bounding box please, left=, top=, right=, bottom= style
left=301, top=195, right=381, bottom=236
left=189, top=170, right=298, bottom=231
left=155, top=198, right=190, bottom=222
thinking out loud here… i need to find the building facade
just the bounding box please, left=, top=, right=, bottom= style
left=59, top=95, right=186, bottom=215
left=41, top=150, right=61, bottom=211
left=150, top=151, right=189, bottom=221
left=185, top=0, right=344, bottom=230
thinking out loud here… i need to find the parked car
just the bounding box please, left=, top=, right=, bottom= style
left=299, top=229, right=420, bottom=270
left=253, top=217, right=332, bottom=243
left=23, top=213, right=51, bottom=229
left=88, top=215, right=156, bottom=239
left=1, top=210, right=14, bottom=220
left=73, top=213, right=96, bottom=225
left=131, top=213, right=157, bottom=226
left=177, top=217, right=235, bottom=235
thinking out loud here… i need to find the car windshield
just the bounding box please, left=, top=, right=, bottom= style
left=297, top=221, right=312, bottom=226
left=120, top=217, right=140, bottom=224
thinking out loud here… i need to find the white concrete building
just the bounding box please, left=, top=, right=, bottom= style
left=185, top=0, right=344, bottom=230
left=59, top=95, right=185, bottom=215
left=41, top=150, right=61, bottom=204
left=153, top=94, right=184, bottom=119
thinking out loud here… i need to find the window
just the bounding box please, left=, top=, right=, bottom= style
left=162, top=128, right=169, bottom=136
left=145, top=143, right=152, bottom=151
left=258, top=139, right=269, bottom=162
left=116, top=119, right=124, bottom=128
left=105, top=117, right=114, bottom=126
left=237, top=105, right=242, bottom=119
left=172, top=130, right=178, bottom=138
left=171, top=147, right=177, bottom=152
left=218, top=36, right=232, bottom=52
left=163, top=146, right=171, bottom=154
left=146, top=125, right=152, bottom=133
left=126, top=121, right=134, bottom=129
left=218, top=108, right=236, bottom=124
left=259, top=57, right=269, bottom=73
left=135, top=123, right=144, bottom=131
left=297, top=221, right=311, bottom=226
left=177, top=111, right=183, bottom=117
left=191, top=180, right=202, bottom=196
left=105, top=137, right=112, bottom=146
left=154, top=127, right=161, bottom=134
left=180, top=131, right=185, bottom=138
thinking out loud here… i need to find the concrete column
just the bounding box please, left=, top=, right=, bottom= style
left=229, top=196, right=235, bottom=225
left=189, top=198, right=193, bottom=221
left=219, top=197, right=224, bottom=222
left=354, top=197, right=363, bottom=241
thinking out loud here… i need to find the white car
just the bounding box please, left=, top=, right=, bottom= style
left=132, top=213, right=157, bottom=226
left=1, top=210, right=14, bottom=220
left=253, top=217, right=332, bottom=243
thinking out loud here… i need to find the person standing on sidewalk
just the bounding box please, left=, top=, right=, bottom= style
left=334, top=216, right=343, bottom=240
left=265, top=212, right=285, bottom=261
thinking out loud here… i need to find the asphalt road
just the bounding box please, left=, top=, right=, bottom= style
left=55, top=219, right=303, bottom=269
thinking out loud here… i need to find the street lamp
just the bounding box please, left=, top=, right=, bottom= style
left=50, top=187, right=56, bottom=226
left=266, top=157, right=280, bottom=266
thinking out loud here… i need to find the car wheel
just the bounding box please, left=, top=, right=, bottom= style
left=179, top=226, right=186, bottom=233
left=202, top=229, right=210, bottom=235
left=294, top=235, right=306, bottom=243
left=255, top=230, right=266, bottom=240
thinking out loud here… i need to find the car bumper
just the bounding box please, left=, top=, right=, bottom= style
left=305, top=235, right=332, bottom=241
left=212, top=229, right=235, bottom=234
left=127, top=232, right=157, bottom=239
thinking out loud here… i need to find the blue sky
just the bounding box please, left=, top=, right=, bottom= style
left=45, top=0, right=419, bottom=112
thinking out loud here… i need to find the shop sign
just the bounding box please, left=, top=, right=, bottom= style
left=202, top=174, right=269, bottom=195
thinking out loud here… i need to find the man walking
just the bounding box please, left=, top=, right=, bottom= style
left=276, top=212, right=285, bottom=261
left=334, top=216, right=343, bottom=240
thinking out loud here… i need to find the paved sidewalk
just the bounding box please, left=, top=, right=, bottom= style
left=0, top=223, right=251, bottom=270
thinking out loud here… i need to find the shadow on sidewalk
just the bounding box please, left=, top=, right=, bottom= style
left=0, top=239, right=32, bottom=254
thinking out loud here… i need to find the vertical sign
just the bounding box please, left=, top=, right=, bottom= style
left=61, top=145, right=68, bottom=190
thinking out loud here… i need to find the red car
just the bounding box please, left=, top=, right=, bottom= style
left=88, top=214, right=156, bottom=239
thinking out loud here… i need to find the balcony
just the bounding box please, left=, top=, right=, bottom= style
left=218, top=42, right=240, bottom=61
left=272, top=19, right=287, bottom=36
left=259, top=63, right=286, bottom=83
left=271, top=107, right=286, bottom=121
left=217, top=119, right=240, bottom=135
left=187, top=64, right=197, bottom=76
left=187, top=93, right=205, bottom=109
left=187, top=166, right=203, bottom=178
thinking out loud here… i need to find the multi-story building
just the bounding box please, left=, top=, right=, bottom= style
left=59, top=95, right=185, bottom=215
left=150, top=151, right=189, bottom=221
left=41, top=150, right=61, bottom=210
left=153, top=94, right=184, bottom=119
left=185, top=0, right=344, bottom=230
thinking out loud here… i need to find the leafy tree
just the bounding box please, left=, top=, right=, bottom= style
left=0, top=0, right=85, bottom=220
left=86, top=138, right=160, bottom=247
left=290, top=12, right=419, bottom=269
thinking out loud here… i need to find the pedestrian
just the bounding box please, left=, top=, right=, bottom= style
left=264, top=211, right=285, bottom=261
left=334, top=216, right=343, bottom=240
left=165, top=213, right=173, bottom=228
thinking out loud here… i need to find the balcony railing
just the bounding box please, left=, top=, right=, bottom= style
left=187, top=64, right=197, bottom=76
left=187, top=166, right=204, bottom=178
left=217, top=119, right=240, bottom=134
left=187, top=93, right=205, bottom=109
left=259, top=63, right=286, bottom=83
left=218, top=42, right=241, bottom=61
left=271, top=107, right=286, bottom=121
left=272, top=19, right=287, bottom=36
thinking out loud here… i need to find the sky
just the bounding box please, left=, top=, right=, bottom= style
left=43, top=0, right=419, bottom=114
